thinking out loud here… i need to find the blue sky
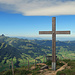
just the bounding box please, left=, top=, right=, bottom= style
left=0, top=0, right=75, bottom=40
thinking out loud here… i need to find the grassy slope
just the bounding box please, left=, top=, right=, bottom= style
left=56, top=60, right=75, bottom=75
left=0, top=59, right=75, bottom=75
left=0, top=60, right=65, bottom=75
left=0, top=36, right=75, bottom=72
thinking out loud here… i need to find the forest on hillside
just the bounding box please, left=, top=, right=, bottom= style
left=0, top=35, right=75, bottom=72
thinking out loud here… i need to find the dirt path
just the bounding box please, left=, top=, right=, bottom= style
left=40, top=61, right=67, bottom=75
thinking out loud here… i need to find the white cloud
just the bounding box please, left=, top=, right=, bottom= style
left=0, top=0, right=75, bottom=16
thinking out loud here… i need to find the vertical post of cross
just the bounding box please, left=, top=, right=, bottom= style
left=52, top=17, right=56, bottom=70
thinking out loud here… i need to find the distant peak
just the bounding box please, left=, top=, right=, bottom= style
left=1, top=34, right=5, bottom=36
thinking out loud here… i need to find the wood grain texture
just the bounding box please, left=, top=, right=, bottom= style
left=39, top=31, right=70, bottom=34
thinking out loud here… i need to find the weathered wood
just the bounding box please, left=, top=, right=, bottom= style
left=46, top=56, right=58, bottom=61
left=56, top=31, right=70, bottom=34
left=39, top=17, right=70, bottom=71
left=52, top=17, right=56, bottom=63
left=41, top=65, right=48, bottom=70
left=39, top=31, right=52, bottom=34
left=39, top=31, right=70, bottom=34
left=35, top=59, right=36, bottom=67
left=28, top=60, right=29, bottom=70
left=11, top=60, right=14, bottom=75
left=43, top=55, right=45, bottom=63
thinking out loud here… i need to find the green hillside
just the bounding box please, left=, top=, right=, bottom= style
left=0, top=36, right=75, bottom=72
left=0, top=42, right=21, bottom=62
left=0, top=36, right=51, bottom=72
left=0, top=59, right=75, bottom=75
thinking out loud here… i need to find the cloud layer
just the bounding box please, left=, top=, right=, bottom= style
left=0, top=0, right=75, bottom=16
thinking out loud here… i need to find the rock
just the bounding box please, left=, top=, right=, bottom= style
left=30, top=66, right=36, bottom=70
left=41, top=65, right=49, bottom=70
left=44, top=69, right=48, bottom=71
left=37, top=63, right=46, bottom=66
left=40, top=70, right=43, bottom=73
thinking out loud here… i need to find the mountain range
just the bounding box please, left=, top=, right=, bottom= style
left=0, top=35, right=75, bottom=72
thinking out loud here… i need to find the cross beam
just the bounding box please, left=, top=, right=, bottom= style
left=39, top=17, right=70, bottom=71
left=39, top=31, right=70, bottom=34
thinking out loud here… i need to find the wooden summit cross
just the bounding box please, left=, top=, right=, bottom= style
left=39, top=17, right=70, bottom=71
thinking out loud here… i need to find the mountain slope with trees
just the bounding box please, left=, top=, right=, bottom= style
left=0, top=42, right=21, bottom=63
left=0, top=35, right=75, bottom=72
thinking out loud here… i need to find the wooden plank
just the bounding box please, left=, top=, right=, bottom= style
left=52, top=17, right=56, bottom=63
left=56, top=31, right=70, bottom=34
left=11, top=60, right=14, bottom=75
left=39, top=31, right=70, bottom=34
left=39, top=31, right=52, bottom=34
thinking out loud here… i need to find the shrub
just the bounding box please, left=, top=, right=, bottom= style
left=1, top=68, right=31, bottom=75
left=45, top=60, right=52, bottom=65
left=3, top=70, right=12, bottom=75
left=56, top=61, right=64, bottom=66
left=68, top=61, right=75, bottom=69
left=63, top=59, right=70, bottom=63
left=56, top=69, right=75, bottom=75
left=20, top=70, right=31, bottom=75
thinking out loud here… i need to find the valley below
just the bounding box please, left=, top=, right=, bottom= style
left=0, top=35, right=75, bottom=74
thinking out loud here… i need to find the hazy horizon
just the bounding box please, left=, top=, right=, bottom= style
left=0, top=0, right=75, bottom=40
left=2, top=35, right=74, bottom=41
